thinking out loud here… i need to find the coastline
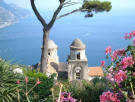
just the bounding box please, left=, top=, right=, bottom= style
left=0, top=14, right=31, bottom=29
left=0, top=22, right=13, bottom=29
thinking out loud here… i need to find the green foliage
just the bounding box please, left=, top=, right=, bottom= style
left=0, top=59, right=55, bottom=102
left=54, top=78, right=108, bottom=102
left=19, top=69, right=55, bottom=102
left=0, top=59, right=20, bottom=102
left=72, top=78, right=108, bottom=102
left=82, top=0, right=112, bottom=17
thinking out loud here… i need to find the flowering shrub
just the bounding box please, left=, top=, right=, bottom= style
left=16, top=76, right=41, bottom=102
left=54, top=79, right=108, bottom=102
left=100, top=91, right=120, bottom=102
left=100, top=30, right=135, bottom=102
left=53, top=81, right=79, bottom=102
left=57, top=92, right=77, bottom=102
left=0, top=61, right=55, bottom=102
left=22, top=69, right=55, bottom=102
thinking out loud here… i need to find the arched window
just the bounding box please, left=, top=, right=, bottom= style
left=74, top=67, right=81, bottom=80
left=77, top=52, right=80, bottom=59
left=48, top=51, right=51, bottom=56
left=76, top=72, right=80, bottom=79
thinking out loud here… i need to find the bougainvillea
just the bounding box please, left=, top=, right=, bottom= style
left=101, top=61, right=105, bottom=67
left=121, top=56, right=134, bottom=69
left=105, top=46, right=112, bottom=55
left=56, top=92, right=77, bottom=102
left=114, top=70, right=127, bottom=85
left=100, top=30, right=135, bottom=102
left=100, top=91, right=120, bottom=102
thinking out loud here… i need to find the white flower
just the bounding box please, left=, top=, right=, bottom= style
left=13, top=68, right=23, bottom=74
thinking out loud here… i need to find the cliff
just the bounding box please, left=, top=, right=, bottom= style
left=0, top=0, right=30, bottom=28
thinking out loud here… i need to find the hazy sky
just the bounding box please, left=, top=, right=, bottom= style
left=4, top=0, right=135, bottom=10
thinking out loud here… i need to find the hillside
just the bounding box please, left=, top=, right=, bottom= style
left=0, top=0, right=30, bottom=28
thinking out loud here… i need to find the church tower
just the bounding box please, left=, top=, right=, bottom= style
left=67, top=39, right=88, bottom=81
left=43, top=40, right=59, bottom=77
left=47, top=40, right=59, bottom=64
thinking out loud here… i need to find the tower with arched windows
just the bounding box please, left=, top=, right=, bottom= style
left=47, top=40, right=59, bottom=63
left=67, top=39, right=88, bottom=81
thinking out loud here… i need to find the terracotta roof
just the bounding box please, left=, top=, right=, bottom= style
left=88, top=67, right=104, bottom=77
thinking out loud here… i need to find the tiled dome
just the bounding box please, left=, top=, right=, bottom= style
left=70, top=38, right=85, bottom=50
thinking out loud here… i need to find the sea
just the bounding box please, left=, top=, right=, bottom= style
left=0, top=8, right=135, bottom=66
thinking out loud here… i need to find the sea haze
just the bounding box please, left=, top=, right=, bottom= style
left=0, top=9, right=135, bottom=66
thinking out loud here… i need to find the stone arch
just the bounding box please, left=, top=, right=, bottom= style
left=73, top=66, right=82, bottom=80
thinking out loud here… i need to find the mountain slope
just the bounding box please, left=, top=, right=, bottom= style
left=0, top=0, right=30, bottom=28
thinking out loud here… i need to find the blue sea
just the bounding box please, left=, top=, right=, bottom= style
left=0, top=9, right=135, bottom=66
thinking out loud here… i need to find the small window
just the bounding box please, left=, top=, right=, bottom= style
left=76, top=72, right=80, bottom=79
left=74, top=67, right=81, bottom=80
left=77, top=53, right=80, bottom=59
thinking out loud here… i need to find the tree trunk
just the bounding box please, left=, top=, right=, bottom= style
left=40, top=29, right=50, bottom=72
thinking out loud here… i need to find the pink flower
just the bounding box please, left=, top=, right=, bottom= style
left=16, top=80, right=20, bottom=84
left=116, top=49, right=125, bottom=56
left=129, top=33, right=133, bottom=39
left=55, top=82, right=60, bottom=86
left=36, top=79, right=41, bottom=85
left=60, top=94, right=65, bottom=100
left=106, top=73, right=114, bottom=81
left=57, top=92, right=77, bottom=102
left=121, top=56, right=134, bottom=69
left=105, top=46, right=112, bottom=55
left=101, top=61, right=105, bottom=67
left=133, top=38, right=135, bottom=46
left=100, top=91, right=120, bottom=102
left=124, top=30, right=135, bottom=40
left=25, top=76, right=28, bottom=83
left=124, top=33, right=132, bottom=40
left=114, top=70, right=127, bottom=85
left=111, top=49, right=125, bottom=61
left=111, top=51, right=118, bottom=61
left=132, top=30, right=135, bottom=36
left=124, top=33, right=130, bottom=39
left=130, top=30, right=135, bottom=37
left=132, top=72, right=135, bottom=76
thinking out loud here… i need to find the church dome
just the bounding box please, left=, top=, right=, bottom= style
left=48, top=40, right=58, bottom=49
left=70, top=39, right=86, bottom=50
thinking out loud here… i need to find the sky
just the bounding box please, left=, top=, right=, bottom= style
left=4, top=0, right=135, bottom=10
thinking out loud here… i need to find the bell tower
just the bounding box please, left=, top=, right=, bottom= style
left=67, top=39, right=88, bottom=81
left=47, top=40, right=59, bottom=64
